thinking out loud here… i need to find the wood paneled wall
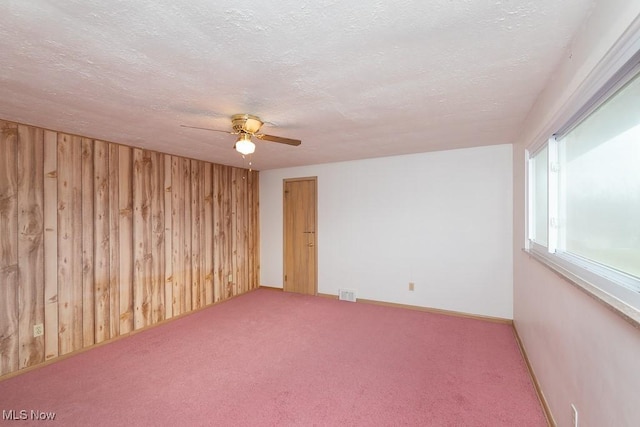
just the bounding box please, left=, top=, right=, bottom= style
left=0, top=119, right=259, bottom=377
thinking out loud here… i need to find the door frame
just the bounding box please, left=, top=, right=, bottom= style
left=283, top=176, right=318, bottom=295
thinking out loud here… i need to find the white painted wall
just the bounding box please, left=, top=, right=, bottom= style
left=261, top=144, right=513, bottom=319
left=513, top=1, right=640, bottom=426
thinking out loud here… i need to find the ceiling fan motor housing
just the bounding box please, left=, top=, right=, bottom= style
left=231, top=114, right=263, bottom=134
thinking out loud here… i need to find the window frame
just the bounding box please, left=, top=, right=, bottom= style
left=525, top=25, right=640, bottom=324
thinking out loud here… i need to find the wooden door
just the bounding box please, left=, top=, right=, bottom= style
left=283, top=177, right=317, bottom=295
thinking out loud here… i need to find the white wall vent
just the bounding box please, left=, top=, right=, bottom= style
left=338, top=289, right=357, bottom=302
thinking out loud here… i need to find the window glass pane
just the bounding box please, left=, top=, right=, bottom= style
left=533, top=146, right=548, bottom=246
left=560, top=73, right=640, bottom=278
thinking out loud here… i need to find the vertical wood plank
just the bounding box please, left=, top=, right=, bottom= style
left=234, top=168, right=246, bottom=295
left=164, top=155, right=173, bottom=320
left=254, top=172, right=260, bottom=290
left=108, top=143, right=120, bottom=338
left=133, top=149, right=152, bottom=330
left=199, top=162, right=207, bottom=307
left=57, top=134, right=83, bottom=355
left=231, top=168, right=239, bottom=297
left=223, top=166, right=234, bottom=299
left=247, top=170, right=254, bottom=291
left=213, top=164, right=222, bottom=303
left=214, top=165, right=233, bottom=301
left=183, top=158, right=192, bottom=312
left=93, top=140, right=110, bottom=343
left=171, top=157, right=184, bottom=316
left=43, top=130, right=58, bottom=360
left=0, top=122, right=19, bottom=375
left=17, top=124, right=45, bottom=369
left=151, top=151, right=165, bottom=324
left=118, top=146, right=133, bottom=334
left=203, top=162, right=214, bottom=306
left=191, top=160, right=201, bottom=310
left=81, top=139, right=95, bottom=347
left=247, top=170, right=259, bottom=290
left=241, top=169, right=249, bottom=293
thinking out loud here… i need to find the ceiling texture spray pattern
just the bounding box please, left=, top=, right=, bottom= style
left=0, top=0, right=594, bottom=169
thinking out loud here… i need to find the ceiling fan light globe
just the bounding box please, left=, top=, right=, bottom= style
left=235, top=138, right=256, bottom=155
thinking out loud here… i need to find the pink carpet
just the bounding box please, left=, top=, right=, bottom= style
left=0, top=289, right=546, bottom=426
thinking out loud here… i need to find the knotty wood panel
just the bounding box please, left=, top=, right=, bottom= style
left=108, top=144, right=120, bottom=338
left=17, top=125, right=45, bottom=368
left=171, top=156, right=185, bottom=316
left=81, top=139, right=95, bottom=347
left=203, top=163, right=214, bottom=305
left=94, top=140, right=110, bottom=343
left=43, top=130, right=58, bottom=361
left=224, top=166, right=234, bottom=299
left=164, top=155, right=173, bottom=320
left=248, top=170, right=259, bottom=291
left=150, top=151, right=165, bottom=324
left=191, top=160, right=202, bottom=310
left=0, top=122, right=19, bottom=376
left=234, top=168, right=247, bottom=294
left=231, top=169, right=238, bottom=297
left=213, top=165, right=234, bottom=302
left=183, top=158, right=192, bottom=312
left=253, top=171, right=260, bottom=290
left=212, top=164, right=222, bottom=303
left=58, top=134, right=83, bottom=355
left=198, top=162, right=207, bottom=307
left=0, top=118, right=259, bottom=378
left=118, top=146, right=134, bottom=334
left=133, top=149, right=152, bottom=329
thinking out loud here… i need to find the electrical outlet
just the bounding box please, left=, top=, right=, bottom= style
left=228, top=274, right=233, bottom=283
left=571, top=404, right=578, bottom=427
left=33, top=324, right=44, bottom=337
left=409, top=282, right=415, bottom=291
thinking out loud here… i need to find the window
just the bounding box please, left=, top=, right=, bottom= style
left=559, top=76, right=640, bottom=279
left=530, top=146, right=548, bottom=246
left=528, top=68, right=640, bottom=312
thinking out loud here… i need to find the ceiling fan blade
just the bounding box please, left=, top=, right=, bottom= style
left=180, top=124, right=232, bottom=134
left=256, top=133, right=302, bottom=146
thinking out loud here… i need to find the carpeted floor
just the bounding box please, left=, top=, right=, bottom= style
left=0, top=288, right=546, bottom=426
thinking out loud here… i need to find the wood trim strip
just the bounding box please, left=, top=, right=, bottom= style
left=315, top=292, right=513, bottom=324
left=513, top=323, right=555, bottom=427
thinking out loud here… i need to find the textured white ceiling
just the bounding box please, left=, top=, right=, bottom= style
left=0, top=0, right=594, bottom=170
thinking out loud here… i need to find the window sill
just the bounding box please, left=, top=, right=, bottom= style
left=522, top=248, right=640, bottom=329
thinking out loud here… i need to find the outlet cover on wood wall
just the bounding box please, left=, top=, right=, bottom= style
left=33, top=324, right=44, bottom=337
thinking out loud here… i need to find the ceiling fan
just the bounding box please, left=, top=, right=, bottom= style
left=181, top=114, right=302, bottom=155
